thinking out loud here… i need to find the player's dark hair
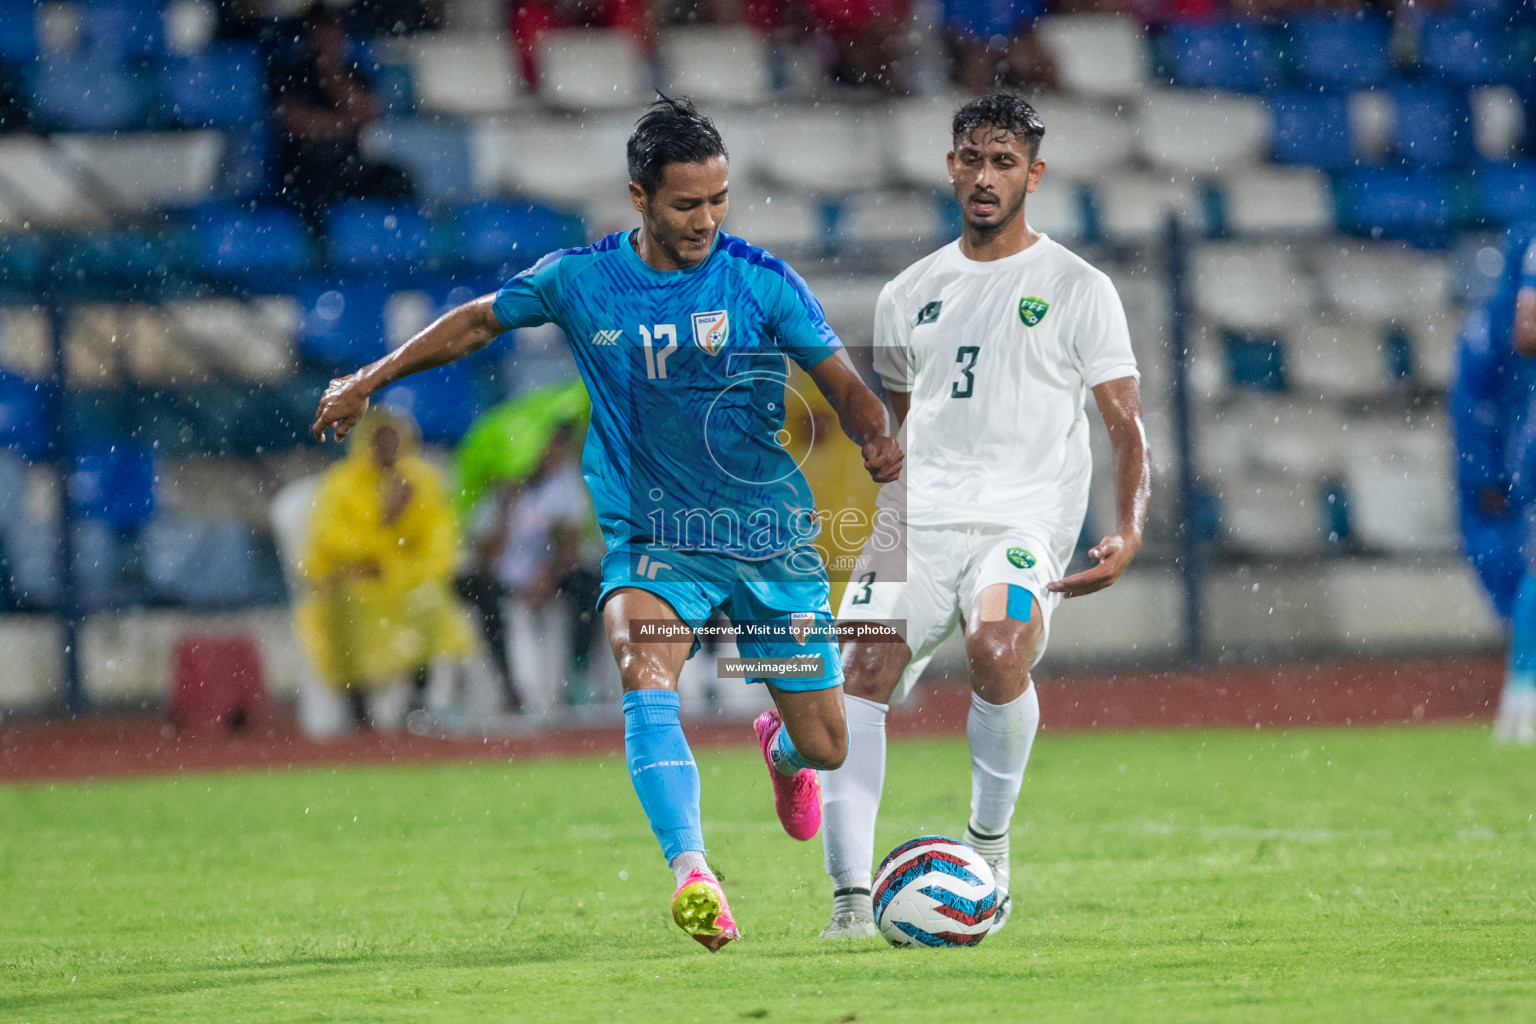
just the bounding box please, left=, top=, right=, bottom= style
left=627, top=96, right=728, bottom=195
left=951, top=93, right=1045, bottom=160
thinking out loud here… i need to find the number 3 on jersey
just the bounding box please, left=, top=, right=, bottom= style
left=641, top=324, right=678, bottom=379
left=951, top=345, right=979, bottom=398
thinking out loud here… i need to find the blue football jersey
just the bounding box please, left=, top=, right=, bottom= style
left=491, top=230, right=843, bottom=561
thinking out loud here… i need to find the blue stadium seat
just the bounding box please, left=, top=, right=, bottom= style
left=161, top=44, right=266, bottom=128
left=141, top=517, right=259, bottom=606
left=1286, top=13, right=1393, bottom=89
left=326, top=201, right=433, bottom=267
left=70, top=441, right=156, bottom=530
left=32, top=59, right=150, bottom=132
left=0, top=1, right=37, bottom=62
left=73, top=518, right=136, bottom=611
left=2, top=520, right=60, bottom=608
left=82, top=1, right=165, bottom=60
left=453, top=200, right=586, bottom=263
left=1392, top=85, right=1472, bottom=166
left=1268, top=91, right=1354, bottom=169
left=1476, top=162, right=1536, bottom=225
left=377, top=362, right=478, bottom=443
left=192, top=205, right=308, bottom=278
left=1419, top=18, right=1510, bottom=84
left=362, top=120, right=470, bottom=203
left=295, top=280, right=390, bottom=366
left=1337, top=168, right=1451, bottom=242
left=0, top=375, right=50, bottom=460
left=1164, top=21, right=1280, bottom=92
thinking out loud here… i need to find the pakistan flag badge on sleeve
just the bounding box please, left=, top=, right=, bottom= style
left=1018, top=297, right=1049, bottom=327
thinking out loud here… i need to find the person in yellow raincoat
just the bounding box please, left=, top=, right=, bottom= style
left=295, top=408, right=473, bottom=726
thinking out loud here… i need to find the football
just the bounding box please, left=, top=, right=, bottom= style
left=872, top=835, right=999, bottom=947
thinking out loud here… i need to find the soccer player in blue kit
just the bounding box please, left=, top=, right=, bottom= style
left=312, top=98, right=903, bottom=950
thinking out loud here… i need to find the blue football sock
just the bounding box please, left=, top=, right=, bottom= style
left=769, top=721, right=813, bottom=775
left=622, top=689, right=705, bottom=863
left=1509, top=573, right=1536, bottom=686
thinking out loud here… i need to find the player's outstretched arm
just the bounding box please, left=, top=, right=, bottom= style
left=312, top=295, right=504, bottom=442
left=807, top=351, right=904, bottom=483
left=1047, top=376, right=1150, bottom=598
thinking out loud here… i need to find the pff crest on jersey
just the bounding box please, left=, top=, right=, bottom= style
left=1018, top=297, right=1049, bottom=327
left=691, top=309, right=730, bottom=355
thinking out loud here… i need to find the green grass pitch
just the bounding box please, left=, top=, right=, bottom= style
left=3, top=724, right=1534, bottom=1023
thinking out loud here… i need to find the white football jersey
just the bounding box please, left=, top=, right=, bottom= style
left=872, top=233, right=1138, bottom=555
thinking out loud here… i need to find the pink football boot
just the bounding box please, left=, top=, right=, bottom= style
left=670, top=869, right=741, bottom=952
left=753, top=709, right=822, bottom=841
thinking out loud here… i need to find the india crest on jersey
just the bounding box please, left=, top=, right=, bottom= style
left=691, top=309, right=730, bottom=355
left=1018, top=297, right=1049, bottom=327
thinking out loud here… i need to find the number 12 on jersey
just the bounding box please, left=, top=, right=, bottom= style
left=951, top=345, right=979, bottom=398
left=641, top=324, right=678, bottom=380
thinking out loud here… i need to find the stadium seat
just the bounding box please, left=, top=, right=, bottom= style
left=0, top=449, right=24, bottom=525
left=1390, top=85, right=1472, bottom=166
left=801, top=276, right=885, bottom=349
left=1470, top=85, right=1525, bottom=160
left=1163, top=21, right=1280, bottom=92
left=169, top=633, right=269, bottom=727
left=1405, top=310, right=1459, bottom=389
left=1244, top=398, right=1352, bottom=477
left=1344, top=419, right=1456, bottom=552
left=886, top=100, right=956, bottom=187
left=81, top=1, right=164, bottom=60
left=0, top=373, right=50, bottom=459
left=70, top=441, right=155, bottom=529
left=402, top=33, right=524, bottom=115
left=326, top=202, right=432, bottom=267
left=0, top=307, right=52, bottom=380
left=1192, top=244, right=1309, bottom=332
left=360, top=119, right=473, bottom=204
left=191, top=205, right=308, bottom=279
left=1337, top=168, right=1451, bottom=242
left=659, top=27, right=770, bottom=106
left=1092, top=174, right=1206, bottom=242
left=163, top=0, right=218, bottom=56
left=1314, top=242, right=1452, bottom=323
left=474, top=116, right=631, bottom=205
left=0, top=1, right=38, bottom=62
left=1284, top=13, right=1394, bottom=89
left=719, top=194, right=825, bottom=255
left=377, top=362, right=477, bottom=443
left=31, top=58, right=150, bottom=132
left=1267, top=91, right=1353, bottom=170
left=1220, top=469, right=1327, bottom=557
left=161, top=298, right=299, bottom=382
left=756, top=109, right=882, bottom=193
left=1137, top=91, right=1271, bottom=174
left=2, top=519, right=60, bottom=608
left=1419, top=18, right=1510, bottom=85
left=1035, top=14, right=1151, bottom=99
left=72, top=517, right=137, bottom=611
left=161, top=44, right=266, bottom=128
left=1347, top=89, right=1395, bottom=163
left=295, top=280, right=390, bottom=367
left=1026, top=98, right=1138, bottom=180
left=1023, top=178, right=1082, bottom=239
left=837, top=192, right=944, bottom=252
left=1474, top=161, right=1536, bottom=225
left=453, top=199, right=587, bottom=262
left=53, top=133, right=226, bottom=213
left=537, top=29, right=646, bottom=112
left=142, top=517, right=260, bottom=606
left=1219, top=167, right=1334, bottom=236
left=1286, top=320, right=1392, bottom=400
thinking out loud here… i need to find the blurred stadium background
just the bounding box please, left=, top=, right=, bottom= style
left=0, top=0, right=1527, bottom=727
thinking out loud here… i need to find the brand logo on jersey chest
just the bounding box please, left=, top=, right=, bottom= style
left=1018, top=297, right=1050, bottom=327
left=914, top=300, right=942, bottom=326
left=590, top=329, right=622, bottom=346
left=690, top=310, right=730, bottom=355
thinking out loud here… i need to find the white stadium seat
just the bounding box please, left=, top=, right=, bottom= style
left=658, top=27, right=770, bottom=106
left=1191, top=243, right=1309, bottom=332
left=1093, top=174, right=1205, bottom=242
left=1137, top=90, right=1271, bottom=174
left=1344, top=417, right=1456, bottom=552
left=886, top=99, right=954, bottom=188
left=1471, top=85, right=1525, bottom=160
left=803, top=276, right=885, bottom=349
left=1025, top=177, right=1081, bottom=239
left=538, top=28, right=646, bottom=112
left=839, top=191, right=944, bottom=249
left=0, top=307, right=51, bottom=379
left=1220, top=166, right=1334, bottom=236
left=472, top=115, right=631, bottom=204
left=1243, top=397, right=1351, bottom=477
left=0, top=137, right=107, bottom=226
left=1220, top=469, right=1326, bottom=557
left=162, top=298, right=299, bottom=382
left=755, top=108, right=883, bottom=193
left=1035, top=14, right=1151, bottom=100
left=1348, top=89, right=1394, bottom=162
left=54, top=133, right=224, bottom=211
left=1313, top=242, right=1453, bottom=323
left=404, top=34, right=523, bottom=115
left=578, top=191, right=642, bottom=241
left=1406, top=311, right=1459, bottom=390
left=1030, top=97, right=1138, bottom=179
left=1286, top=319, right=1391, bottom=400
left=721, top=194, right=824, bottom=254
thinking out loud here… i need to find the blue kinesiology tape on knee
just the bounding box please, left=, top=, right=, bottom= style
left=770, top=723, right=814, bottom=774
left=621, top=689, right=704, bottom=861
left=1511, top=574, right=1536, bottom=674
left=1006, top=585, right=1033, bottom=623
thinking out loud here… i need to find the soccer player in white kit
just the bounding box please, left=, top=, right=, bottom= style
left=818, top=93, right=1151, bottom=938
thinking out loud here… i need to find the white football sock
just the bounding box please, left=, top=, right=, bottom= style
left=820, top=694, right=889, bottom=893
left=669, top=850, right=713, bottom=888
left=967, top=684, right=1040, bottom=838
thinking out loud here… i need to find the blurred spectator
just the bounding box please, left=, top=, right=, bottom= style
left=738, top=0, right=913, bottom=94
left=455, top=380, right=596, bottom=709
left=941, top=0, right=1058, bottom=94
left=295, top=409, right=474, bottom=728
left=509, top=0, right=656, bottom=89
left=269, top=2, right=412, bottom=230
